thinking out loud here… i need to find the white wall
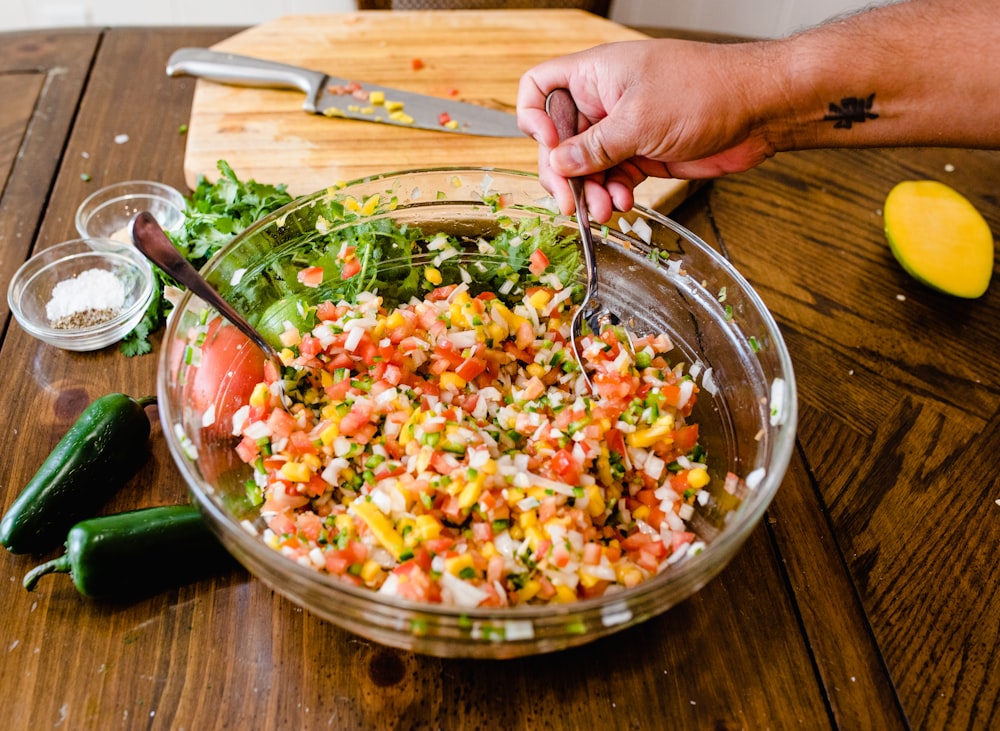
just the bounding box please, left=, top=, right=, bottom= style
left=4, top=0, right=877, bottom=38
left=611, top=0, right=880, bottom=38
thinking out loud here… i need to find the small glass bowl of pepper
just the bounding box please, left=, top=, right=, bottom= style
left=7, top=239, right=155, bottom=352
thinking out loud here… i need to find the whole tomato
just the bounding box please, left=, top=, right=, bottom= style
left=188, top=318, right=266, bottom=433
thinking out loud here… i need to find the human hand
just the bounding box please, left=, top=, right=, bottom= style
left=517, top=38, right=783, bottom=221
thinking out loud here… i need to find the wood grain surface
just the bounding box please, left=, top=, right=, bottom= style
left=1, top=20, right=999, bottom=731
left=182, top=10, right=692, bottom=210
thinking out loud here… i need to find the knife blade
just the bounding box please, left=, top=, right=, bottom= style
left=166, top=48, right=524, bottom=138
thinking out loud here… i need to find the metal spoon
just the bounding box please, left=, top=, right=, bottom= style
left=129, top=210, right=284, bottom=371
left=545, top=88, right=633, bottom=388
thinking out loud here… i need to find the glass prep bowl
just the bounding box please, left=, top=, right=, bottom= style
left=158, top=168, right=796, bottom=658
left=75, top=180, right=186, bottom=243
left=8, top=238, right=155, bottom=352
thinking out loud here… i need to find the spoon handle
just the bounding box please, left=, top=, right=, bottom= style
left=545, top=88, right=598, bottom=295
left=130, top=211, right=278, bottom=360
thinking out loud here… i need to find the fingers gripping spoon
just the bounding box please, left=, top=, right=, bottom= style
left=545, top=89, right=634, bottom=391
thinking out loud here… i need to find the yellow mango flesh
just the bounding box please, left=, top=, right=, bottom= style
left=883, top=180, right=994, bottom=298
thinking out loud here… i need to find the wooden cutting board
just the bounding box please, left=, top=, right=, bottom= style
left=182, top=10, right=692, bottom=211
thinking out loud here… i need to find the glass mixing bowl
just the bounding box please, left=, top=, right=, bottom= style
left=158, top=168, right=796, bottom=658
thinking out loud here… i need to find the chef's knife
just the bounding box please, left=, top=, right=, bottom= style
left=167, top=48, right=524, bottom=138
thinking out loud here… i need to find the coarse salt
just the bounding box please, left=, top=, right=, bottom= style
left=46, top=268, right=125, bottom=328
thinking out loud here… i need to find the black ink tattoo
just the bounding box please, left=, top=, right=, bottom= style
left=824, top=93, right=878, bottom=129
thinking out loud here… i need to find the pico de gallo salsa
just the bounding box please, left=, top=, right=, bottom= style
left=197, top=209, right=711, bottom=607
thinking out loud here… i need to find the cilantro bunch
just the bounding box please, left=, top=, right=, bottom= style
left=120, top=161, right=293, bottom=356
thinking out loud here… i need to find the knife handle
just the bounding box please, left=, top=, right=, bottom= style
left=166, top=48, right=325, bottom=102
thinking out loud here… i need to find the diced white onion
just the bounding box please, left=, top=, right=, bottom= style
left=344, top=325, right=365, bottom=352
left=701, top=367, right=718, bottom=396
left=440, top=572, right=490, bottom=608
left=631, top=216, right=653, bottom=244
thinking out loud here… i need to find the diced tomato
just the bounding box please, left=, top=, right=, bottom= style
left=549, top=447, right=581, bottom=485
left=671, top=424, right=700, bottom=452
left=341, top=258, right=362, bottom=280
left=296, top=512, right=323, bottom=542
left=438, top=111, right=452, bottom=126
left=529, top=248, right=550, bottom=276
left=672, top=530, right=696, bottom=552
left=455, top=356, right=486, bottom=382
left=471, top=521, right=493, bottom=543
left=593, top=371, right=637, bottom=401
left=288, top=430, right=318, bottom=455
left=426, top=284, right=457, bottom=301
left=515, top=320, right=534, bottom=351
left=394, top=562, right=440, bottom=603
left=297, top=266, right=324, bottom=288
left=441, top=495, right=465, bottom=523
left=234, top=435, right=260, bottom=463
left=325, top=378, right=354, bottom=401
left=432, top=342, right=464, bottom=368
left=338, top=402, right=374, bottom=436
left=267, top=408, right=298, bottom=439
left=299, top=334, right=323, bottom=357
left=316, top=301, right=340, bottom=321
left=411, top=58, right=425, bottom=71
left=268, top=512, right=297, bottom=538
left=188, top=319, right=266, bottom=431
left=620, top=532, right=653, bottom=552
left=424, top=536, right=456, bottom=555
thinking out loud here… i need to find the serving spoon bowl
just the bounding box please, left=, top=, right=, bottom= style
left=545, top=89, right=634, bottom=388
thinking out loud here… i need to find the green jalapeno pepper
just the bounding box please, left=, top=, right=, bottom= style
left=22, top=505, right=238, bottom=600
left=0, top=393, right=156, bottom=554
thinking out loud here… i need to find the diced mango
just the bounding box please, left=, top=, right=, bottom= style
left=279, top=461, right=312, bottom=483
left=424, top=266, right=442, bottom=285
left=586, top=484, right=606, bottom=517
left=250, top=382, right=270, bottom=408
left=352, top=500, right=405, bottom=560
left=554, top=585, right=577, bottom=603
left=413, top=514, right=443, bottom=541
left=360, top=559, right=382, bottom=583
left=444, top=553, right=475, bottom=576
left=439, top=371, right=467, bottom=391
left=320, top=422, right=339, bottom=446
left=627, top=414, right=676, bottom=449
left=516, top=578, right=541, bottom=603
left=457, top=480, right=482, bottom=510
left=687, top=467, right=710, bottom=489
left=528, top=289, right=551, bottom=310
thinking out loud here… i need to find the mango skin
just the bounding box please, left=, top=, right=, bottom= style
left=883, top=180, right=994, bottom=298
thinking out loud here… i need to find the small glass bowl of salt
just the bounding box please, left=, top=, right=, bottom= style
left=7, top=239, right=155, bottom=351
left=75, top=180, right=186, bottom=243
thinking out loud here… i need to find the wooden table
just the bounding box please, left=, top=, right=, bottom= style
left=1, top=24, right=998, bottom=731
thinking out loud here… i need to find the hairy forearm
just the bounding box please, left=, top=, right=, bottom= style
left=762, top=0, right=1000, bottom=152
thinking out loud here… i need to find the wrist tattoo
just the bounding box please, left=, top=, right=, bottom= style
left=824, top=93, right=878, bottom=129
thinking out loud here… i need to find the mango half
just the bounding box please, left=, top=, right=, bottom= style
left=883, top=180, right=994, bottom=298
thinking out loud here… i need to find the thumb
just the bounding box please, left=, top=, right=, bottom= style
left=549, top=118, right=636, bottom=177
